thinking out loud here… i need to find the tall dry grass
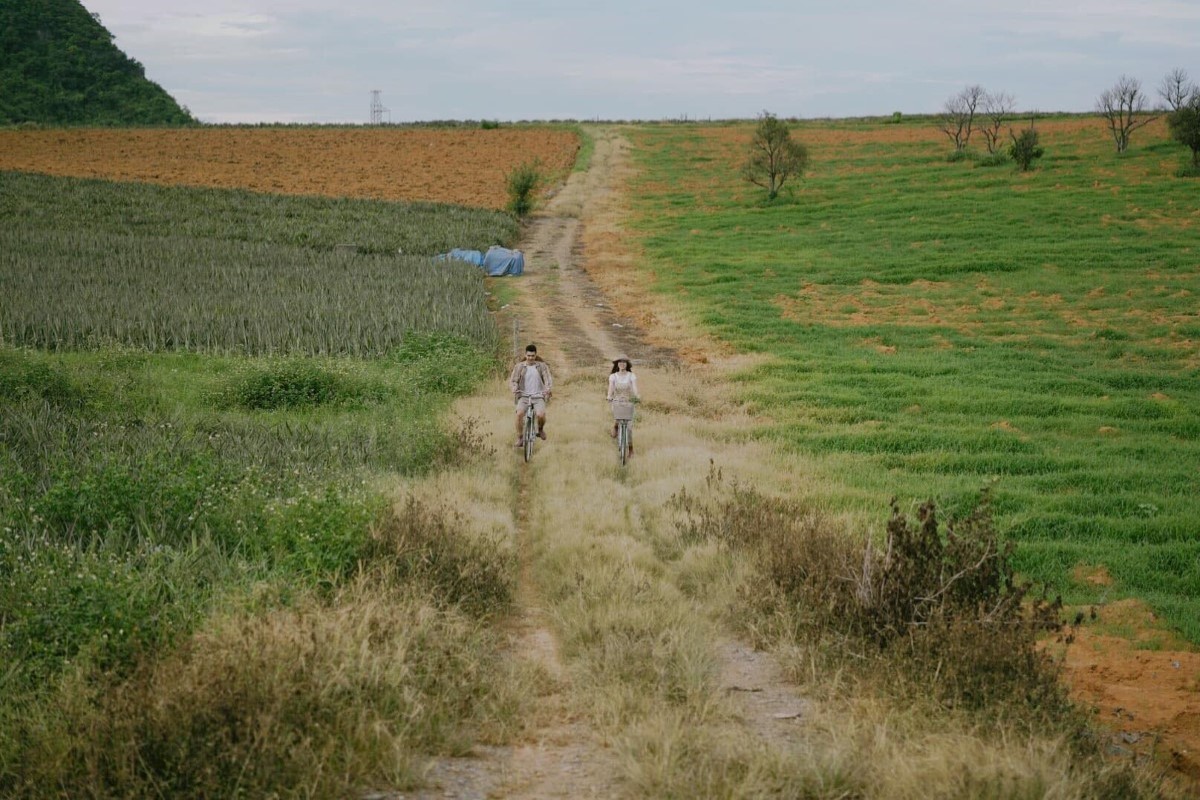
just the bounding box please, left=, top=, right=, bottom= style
left=434, top=357, right=1179, bottom=798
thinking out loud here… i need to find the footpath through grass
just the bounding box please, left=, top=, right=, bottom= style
left=626, top=116, right=1200, bottom=642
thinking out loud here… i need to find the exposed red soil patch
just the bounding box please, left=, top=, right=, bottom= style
left=1062, top=599, right=1200, bottom=790
left=0, top=127, right=579, bottom=210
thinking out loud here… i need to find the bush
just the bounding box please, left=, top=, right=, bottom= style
left=1009, top=127, right=1045, bottom=171
left=669, top=468, right=1066, bottom=711
left=221, top=360, right=348, bottom=409
left=505, top=159, right=543, bottom=218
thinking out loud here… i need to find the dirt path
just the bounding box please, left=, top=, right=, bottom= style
left=392, top=127, right=1199, bottom=798
left=389, top=128, right=810, bottom=799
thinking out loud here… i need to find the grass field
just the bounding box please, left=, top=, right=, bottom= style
left=625, top=116, right=1200, bottom=642
left=0, top=171, right=520, bottom=796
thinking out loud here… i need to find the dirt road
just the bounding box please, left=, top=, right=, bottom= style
left=394, top=127, right=1199, bottom=798
left=389, top=128, right=809, bottom=799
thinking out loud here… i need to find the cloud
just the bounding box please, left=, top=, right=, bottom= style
left=80, top=0, right=1200, bottom=122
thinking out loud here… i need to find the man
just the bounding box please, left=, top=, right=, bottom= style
left=509, top=343, right=553, bottom=447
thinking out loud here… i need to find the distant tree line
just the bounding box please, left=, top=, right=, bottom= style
left=933, top=69, right=1198, bottom=174
left=0, top=0, right=194, bottom=126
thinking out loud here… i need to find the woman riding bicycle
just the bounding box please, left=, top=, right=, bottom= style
left=607, top=355, right=640, bottom=453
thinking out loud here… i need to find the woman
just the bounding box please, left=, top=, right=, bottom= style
left=606, top=355, right=641, bottom=450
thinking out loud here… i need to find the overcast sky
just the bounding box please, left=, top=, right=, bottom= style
left=81, top=0, right=1200, bottom=124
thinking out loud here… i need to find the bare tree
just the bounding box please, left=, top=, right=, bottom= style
left=938, top=85, right=986, bottom=151
left=1097, top=75, right=1160, bottom=153
left=980, top=91, right=1015, bottom=154
left=1159, top=68, right=1195, bottom=112
left=742, top=110, right=809, bottom=200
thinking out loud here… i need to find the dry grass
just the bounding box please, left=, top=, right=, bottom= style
left=8, top=574, right=531, bottom=799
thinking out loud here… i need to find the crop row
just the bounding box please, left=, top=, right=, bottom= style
left=0, top=172, right=507, bottom=356
left=0, top=171, right=519, bottom=256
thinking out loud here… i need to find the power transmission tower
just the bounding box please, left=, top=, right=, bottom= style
left=369, top=90, right=390, bottom=125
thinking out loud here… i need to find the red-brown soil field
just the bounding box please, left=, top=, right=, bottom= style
left=0, top=127, right=579, bottom=210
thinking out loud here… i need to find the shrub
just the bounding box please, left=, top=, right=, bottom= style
left=669, top=469, right=1066, bottom=711
left=1009, top=127, right=1045, bottom=171
left=221, top=360, right=348, bottom=409
left=505, top=159, right=543, bottom=218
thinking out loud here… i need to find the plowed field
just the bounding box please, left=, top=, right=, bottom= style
left=0, top=127, right=579, bottom=209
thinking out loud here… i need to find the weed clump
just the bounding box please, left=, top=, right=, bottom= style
left=670, top=467, right=1065, bottom=713
left=366, top=495, right=515, bottom=619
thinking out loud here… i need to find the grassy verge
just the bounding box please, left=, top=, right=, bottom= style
left=625, top=117, right=1200, bottom=641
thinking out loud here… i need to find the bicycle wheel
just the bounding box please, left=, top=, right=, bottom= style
left=523, top=409, right=535, bottom=462
left=617, top=420, right=629, bottom=466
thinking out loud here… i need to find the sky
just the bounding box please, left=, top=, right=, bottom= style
left=81, top=0, right=1200, bottom=125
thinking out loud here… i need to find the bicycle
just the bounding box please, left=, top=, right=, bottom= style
left=611, top=399, right=635, bottom=466
left=616, top=417, right=633, bottom=466
left=522, top=400, right=537, bottom=463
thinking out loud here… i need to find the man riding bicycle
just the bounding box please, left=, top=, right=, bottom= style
left=509, top=343, right=553, bottom=447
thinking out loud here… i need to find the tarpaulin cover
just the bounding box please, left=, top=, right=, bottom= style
left=438, top=248, right=484, bottom=266
left=481, top=246, right=524, bottom=276
left=436, top=246, right=524, bottom=276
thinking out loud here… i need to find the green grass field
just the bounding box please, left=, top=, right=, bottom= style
left=626, top=116, right=1200, bottom=642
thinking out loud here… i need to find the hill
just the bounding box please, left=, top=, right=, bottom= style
left=0, top=0, right=194, bottom=125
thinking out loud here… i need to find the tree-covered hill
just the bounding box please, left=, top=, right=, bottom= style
left=0, top=0, right=194, bottom=125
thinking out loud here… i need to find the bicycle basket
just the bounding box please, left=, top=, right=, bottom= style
left=611, top=400, right=635, bottom=420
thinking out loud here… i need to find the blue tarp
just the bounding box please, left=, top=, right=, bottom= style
left=437, top=246, right=524, bottom=276
left=481, top=246, right=524, bottom=276
left=439, top=248, right=484, bottom=266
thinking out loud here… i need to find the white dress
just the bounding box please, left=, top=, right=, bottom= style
left=608, top=372, right=639, bottom=419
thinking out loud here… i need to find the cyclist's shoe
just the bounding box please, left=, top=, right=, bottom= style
left=514, top=439, right=523, bottom=447
left=537, top=429, right=547, bottom=440
left=610, top=424, right=617, bottom=438
left=628, top=444, right=634, bottom=455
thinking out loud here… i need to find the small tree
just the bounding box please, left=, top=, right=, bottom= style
left=980, top=91, right=1015, bottom=154
left=1167, top=94, right=1200, bottom=169
left=1097, top=75, right=1160, bottom=153
left=938, top=85, right=986, bottom=151
left=742, top=110, right=809, bottom=200
left=505, top=159, right=542, bottom=218
left=1008, top=120, right=1044, bottom=171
